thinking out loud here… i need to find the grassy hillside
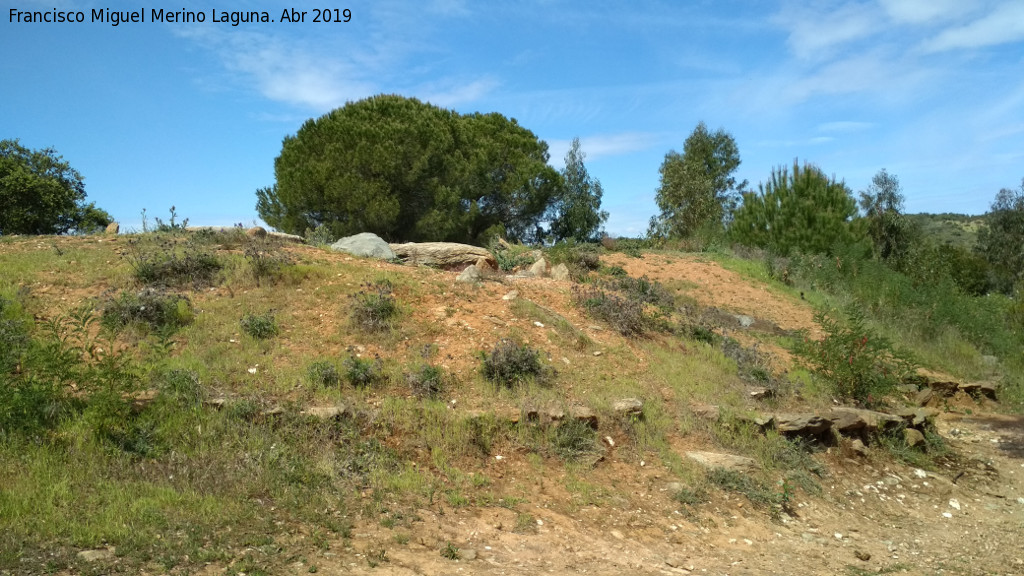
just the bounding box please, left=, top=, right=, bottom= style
left=905, top=212, right=988, bottom=249
left=1, top=230, right=1020, bottom=574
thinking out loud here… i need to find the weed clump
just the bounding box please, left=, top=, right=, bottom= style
left=126, top=235, right=222, bottom=289
left=793, top=308, right=916, bottom=404
left=0, top=295, right=29, bottom=374
left=597, top=274, right=675, bottom=310
left=572, top=285, right=648, bottom=336
left=481, top=339, right=548, bottom=389
left=307, top=360, right=341, bottom=388
left=100, top=288, right=194, bottom=333
left=407, top=364, right=445, bottom=399
left=349, top=280, right=399, bottom=332
left=240, top=312, right=279, bottom=340
left=551, top=418, right=600, bottom=463
left=245, top=236, right=295, bottom=286
left=343, top=353, right=385, bottom=388
left=489, top=240, right=536, bottom=272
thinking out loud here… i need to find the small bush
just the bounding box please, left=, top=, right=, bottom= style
left=349, top=280, right=399, bottom=332
left=240, top=312, right=279, bottom=340
left=307, top=360, right=341, bottom=387
left=245, top=237, right=295, bottom=286
left=0, top=295, right=30, bottom=374
left=596, top=274, right=674, bottom=310
left=100, top=288, right=194, bottom=333
left=481, top=339, right=548, bottom=389
left=706, top=468, right=778, bottom=507
left=793, top=308, right=917, bottom=404
left=304, top=223, right=336, bottom=247
left=343, top=354, right=385, bottom=388
left=126, top=235, right=222, bottom=289
left=572, top=285, right=648, bottom=336
left=489, top=239, right=536, bottom=272
left=551, top=418, right=600, bottom=463
left=545, top=240, right=601, bottom=280
left=440, top=542, right=460, bottom=560
left=156, top=368, right=204, bottom=407
left=407, top=364, right=445, bottom=399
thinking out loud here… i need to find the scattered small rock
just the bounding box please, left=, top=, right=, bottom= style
left=854, top=550, right=871, bottom=561
left=461, top=548, right=477, bottom=560
left=78, top=548, right=115, bottom=562
left=613, top=398, right=643, bottom=418
left=735, top=314, right=755, bottom=328
left=748, top=387, right=772, bottom=400
left=456, top=265, right=481, bottom=284
left=528, top=258, right=548, bottom=277
left=502, top=290, right=519, bottom=301
left=850, top=438, right=868, bottom=457
left=568, top=406, right=599, bottom=429
left=302, top=406, right=346, bottom=420
left=550, top=263, right=571, bottom=281
left=903, top=428, right=926, bottom=448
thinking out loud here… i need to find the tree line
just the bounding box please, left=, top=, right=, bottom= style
left=2, top=94, right=1022, bottom=295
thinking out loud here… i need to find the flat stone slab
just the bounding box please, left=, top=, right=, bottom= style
left=390, top=242, right=494, bottom=267
left=685, top=451, right=760, bottom=473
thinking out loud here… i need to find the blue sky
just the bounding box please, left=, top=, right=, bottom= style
left=2, top=0, right=1023, bottom=236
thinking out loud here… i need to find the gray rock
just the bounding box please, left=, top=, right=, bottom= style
left=528, top=258, right=548, bottom=277
left=501, top=290, right=519, bottom=301
left=330, top=233, right=396, bottom=259
left=850, top=438, right=868, bottom=457
left=390, top=242, right=493, bottom=267
left=246, top=226, right=267, bottom=238
left=828, top=407, right=902, bottom=435
left=475, top=256, right=496, bottom=271
left=928, top=380, right=960, bottom=397
left=775, top=413, right=832, bottom=435
left=748, top=386, right=772, bottom=400
left=895, top=407, right=940, bottom=428
left=690, top=402, right=721, bottom=422
left=78, top=548, right=115, bottom=562
left=613, top=398, right=643, bottom=417
left=686, top=451, right=760, bottom=473
left=914, top=388, right=935, bottom=406
left=550, top=263, right=571, bottom=281
left=904, top=427, right=926, bottom=448
left=461, top=548, right=478, bottom=560
left=735, top=314, right=755, bottom=328
left=456, top=265, right=481, bottom=284
left=104, top=222, right=119, bottom=235
left=302, top=406, right=346, bottom=420
left=568, top=406, right=598, bottom=429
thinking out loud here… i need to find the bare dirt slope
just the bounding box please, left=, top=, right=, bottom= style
left=241, top=251, right=1023, bottom=576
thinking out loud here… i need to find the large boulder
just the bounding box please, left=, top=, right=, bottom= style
left=775, top=413, right=832, bottom=436
left=456, top=265, right=482, bottom=284
left=331, top=233, right=396, bottom=259
left=390, top=242, right=494, bottom=268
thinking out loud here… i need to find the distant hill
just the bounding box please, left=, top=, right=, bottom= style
left=906, top=212, right=989, bottom=250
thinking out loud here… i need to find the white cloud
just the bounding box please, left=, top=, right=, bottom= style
left=817, top=121, right=874, bottom=133
left=775, top=1, right=879, bottom=60
left=922, top=2, right=1024, bottom=52
left=547, top=132, right=660, bottom=168
left=878, top=0, right=976, bottom=24
left=421, top=78, right=500, bottom=108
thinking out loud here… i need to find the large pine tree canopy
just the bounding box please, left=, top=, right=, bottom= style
left=257, top=94, right=563, bottom=245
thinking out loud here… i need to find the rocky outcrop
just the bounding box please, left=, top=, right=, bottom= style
left=390, top=242, right=494, bottom=268
left=104, top=222, right=119, bottom=235
left=550, top=263, right=571, bottom=281
left=613, top=398, right=644, bottom=418
left=331, top=233, right=396, bottom=259
left=828, top=407, right=904, bottom=435
left=775, top=413, right=832, bottom=436
left=456, top=265, right=482, bottom=283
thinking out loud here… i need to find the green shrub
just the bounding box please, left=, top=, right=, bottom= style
left=349, top=280, right=399, bottom=332
left=407, top=364, right=444, bottom=399
left=551, top=418, right=599, bottom=463
left=343, top=354, right=385, bottom=388
left=245, top=237, right=295, bottom=286
left=488, top=240, right=536, bottom=272
left=545, top=240, right=601, bottom=280
left=793, top=308, right=916, bottom=404
left=572, top=285, right=648, bottom=336
left=304, top=223, right=336, bottom=247
left=480, top=339, right=548, bottom=389
left=0, top=295, right=29, bottom=374
left=240, top=312, right=279, bottom=340
left=156, top=368, right=204, bottom=407
left=100, top=288, right=194, bottom=333
left=307, top=360, right=341, bottom=387
left=126, top=235, right=222, bottom=289
left=706, top=468, right=778, bottom=507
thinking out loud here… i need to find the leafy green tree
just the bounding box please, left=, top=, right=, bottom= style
left=648, top=122, right=746, bottom=240
left=0, top=139, right=111, bottom=235
left=976, top=179, right=1024, bottom=294
left=731, top=160, right=857, bottom=256
left=859, top=169, right=912, bottom=263
left=257, top=94, right=561, bottom=245
left=549, top=138, right=608, bottom=242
